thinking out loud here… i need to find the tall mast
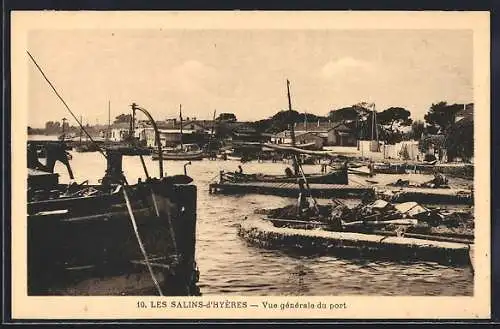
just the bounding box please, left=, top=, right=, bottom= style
left=286, top=79, right=299, bottom=176
left=61, top=117, right=67, bottom=140
left=179, top=104, right=183, bottom=149
left=287, top=79, right=296, bottom=147
left=211, top=109, right=216, bottom=143
left=79, top=115, right=83, bottom=143
left=107, top=100, right=111, bottom=141
left=371, top=104, right=375, bottom=141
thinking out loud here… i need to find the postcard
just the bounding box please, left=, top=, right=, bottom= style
left=11, top=10, right=490, bottom=320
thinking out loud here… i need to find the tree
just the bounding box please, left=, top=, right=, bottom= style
left=328, top=104, right=375, bottom=140
left=217, top=113, right=237, bottom=122
left=410, top=120, right=425, bottom=140
left=374, top=107, right=412, bottom=144
left=271, top=110, right=300, bottom=124
left=445, top=118, right=474, bottom=162
left=424, top=102, right=463, bottom=133
left=328, top=106, right=363, bottom=123
left=44, top=121, right=61, bottom=135
left=377, top=107, right=412, bottom=130
left=114, top=113, right=132, bottom=124
left=297, top=112, right=327, bottom=123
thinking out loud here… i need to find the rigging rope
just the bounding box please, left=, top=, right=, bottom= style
left=27, top=50, right=108, bottom=160
left=122, top=186, right=164, bottom=296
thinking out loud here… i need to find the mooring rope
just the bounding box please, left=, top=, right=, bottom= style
left=122, top=186, right=164, bottom=296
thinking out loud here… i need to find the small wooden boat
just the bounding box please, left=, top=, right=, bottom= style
left=152, top=143, right=204, bottom=161
left=220, top=167, right=348, bottom=184
left=227, top=155, right=242, bottom=161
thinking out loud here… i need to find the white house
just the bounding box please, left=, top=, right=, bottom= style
left=109, top=123, right=131, bottom=142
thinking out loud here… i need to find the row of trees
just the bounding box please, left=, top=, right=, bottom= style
left=31, top=101, right=472, bottom=161
left=248, top=101, right=472, bottom=161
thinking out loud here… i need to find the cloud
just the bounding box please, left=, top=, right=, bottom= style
left=320, top=57, right=375, bottom=79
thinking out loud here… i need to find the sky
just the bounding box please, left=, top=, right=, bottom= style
left=27, top=29, right=472, bottom=128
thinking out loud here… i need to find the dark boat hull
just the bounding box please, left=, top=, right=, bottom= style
left=28, top=181, right=199, bottom=296
left=223, top=170, right=348, bottom=185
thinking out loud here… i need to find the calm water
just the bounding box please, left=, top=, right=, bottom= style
left=32, top=136, right=474, bottom=296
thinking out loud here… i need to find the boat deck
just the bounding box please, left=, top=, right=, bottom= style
left=209, top=181, right=375, bottom=198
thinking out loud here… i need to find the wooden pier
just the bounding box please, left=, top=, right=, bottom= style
left=209, top=181, right=375, bottom=199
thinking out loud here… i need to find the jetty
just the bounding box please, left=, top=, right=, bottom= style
left=238, top=217, right=472, bottom=266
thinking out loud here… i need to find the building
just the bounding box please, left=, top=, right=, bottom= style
left=142, top=127, right=209, bottom=148
left=327, top=123, right=357, bottom=146
left=271, top=121, right=357, bottom=147
left=108, top=122, right=131, bottom=142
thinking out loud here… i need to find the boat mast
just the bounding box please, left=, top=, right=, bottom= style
left=211, top=109, right=216, bottom=147
left=286, top=79, right=299, bottom=175
left=79, top=115, right=82, bottom=143
left=179, top=104, right=183, bottom=149
left=107, top=100, right=111, bottom=141
left=371, top=104, right=375, bottom=142
left=61, top=117, right=67, bottom=141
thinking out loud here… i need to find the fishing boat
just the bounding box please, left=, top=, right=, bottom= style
left=152, top=143, right=204, bottom=161
left=213, top=80, right=350, bottom=186
left=239, top=199, right=474, bottom=266
left=151, top=104, right=205, bottom=161
left=220, top=166, right=348, bottom=184
left=26, top=52, right=200, bottom=296
left=27, top=107, right=200, bottom=296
